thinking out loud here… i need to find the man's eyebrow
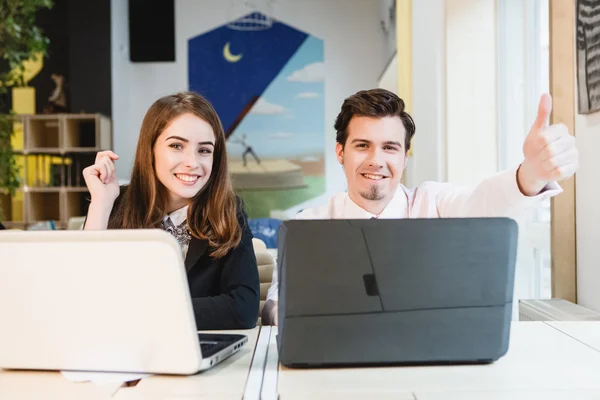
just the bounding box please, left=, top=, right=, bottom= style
left=350, top=138, right=403, bottom=148
left=383, top=141, right=403, bottom=148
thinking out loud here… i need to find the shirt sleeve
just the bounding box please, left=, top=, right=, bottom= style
left=434, top=166, right=562, bottom=218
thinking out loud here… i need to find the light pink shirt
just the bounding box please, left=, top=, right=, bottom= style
left=266, top=166, right=562, bottom=302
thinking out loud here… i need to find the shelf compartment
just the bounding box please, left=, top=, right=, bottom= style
left=63, top=153, right=95, bottom=188
left=0, top=191, right=25, bottom=224
left=26, top=192, right=61, bottom=223
left=64, top=116, right=97, bottom=150
left=23, top=154, right=66, bottom=188
left=26, top=116, right=61, bottom=150
left=63, top=190, right=90, bottom=221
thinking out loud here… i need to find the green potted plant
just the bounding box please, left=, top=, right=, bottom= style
left=0, top=0, right=53, bottom=221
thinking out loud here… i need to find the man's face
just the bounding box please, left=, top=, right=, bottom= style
left=336, top=116, right=407, bottom=207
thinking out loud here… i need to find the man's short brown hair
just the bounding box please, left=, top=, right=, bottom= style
left=334, top=88, right=416, bottom=152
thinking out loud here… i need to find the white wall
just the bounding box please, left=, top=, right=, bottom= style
left=407, top=0, right=447, bottom=187
left=408, top=0, right=498, bottom=187
left=111, top=0, right=387, bottom=196
left=576, top=94, right=600, bottom=311
left=111, top=0, right=136, bottom=185
left=445, top=0, right=498, bottom=185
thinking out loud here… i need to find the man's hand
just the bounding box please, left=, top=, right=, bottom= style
left=518, top=93, right=579, bottom=196
left=261, top=299, right=278, bottom=326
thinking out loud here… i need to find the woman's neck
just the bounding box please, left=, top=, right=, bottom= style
left=166, top=196, right=190, bottom=215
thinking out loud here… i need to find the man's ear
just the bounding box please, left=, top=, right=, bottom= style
left=335, top=142, right=344, bottom=165
left=336, top=143, right=344, bottom=165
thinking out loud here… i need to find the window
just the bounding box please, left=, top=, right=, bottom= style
left=498, top=0, right=551, bottom=313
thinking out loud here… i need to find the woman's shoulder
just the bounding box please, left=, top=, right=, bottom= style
left=234, top=196, right=249, bottom=224
left=234, top=195, right=245, bottom=210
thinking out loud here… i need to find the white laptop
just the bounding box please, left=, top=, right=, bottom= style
left=0, top=229, right=248, bottom=375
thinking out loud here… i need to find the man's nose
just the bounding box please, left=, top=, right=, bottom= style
left=366, top=149, right=384, bottom=168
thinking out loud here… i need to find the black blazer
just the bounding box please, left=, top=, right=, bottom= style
left=183, top=205, right=260, bottom=330
left=86, top=191, right=260, bottom=330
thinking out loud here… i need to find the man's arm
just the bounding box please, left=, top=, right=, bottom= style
left=262, top=299, right=278, bottom=326
left=437, top=94, right=576, bottom=218
left=262, top=264, right=279, bottom=325
left=435, top=166, right=561, bottom=218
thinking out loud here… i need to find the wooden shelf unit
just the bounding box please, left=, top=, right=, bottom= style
left=3, top=114, right=112, bottom=229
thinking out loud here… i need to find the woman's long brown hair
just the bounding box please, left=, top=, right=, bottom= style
left=108, top=92, right=241, bottom=258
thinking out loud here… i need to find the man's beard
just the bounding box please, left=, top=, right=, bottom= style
left=359, top=184, right=385, bottom=201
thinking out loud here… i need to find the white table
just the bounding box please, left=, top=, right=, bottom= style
left=0, top=327, right=265, bottom=400
left=114, top=327, right=265, bottom=400
left=546, top=321, right=600, bottom=352
left=262, top=322, right=600, bottom=399
left=5, top=322, right=600, bottom=399
left=0, top=370, right=120, bottom=400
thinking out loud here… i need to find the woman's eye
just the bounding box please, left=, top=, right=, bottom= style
left=169, top=143, right=183, bottom=150
left=199, top=148, right=212, bottom=154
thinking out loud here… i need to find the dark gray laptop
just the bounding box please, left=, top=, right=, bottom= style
left=276, top=218, right=518, bottom=367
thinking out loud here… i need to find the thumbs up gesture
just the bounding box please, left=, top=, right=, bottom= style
left=517, top=94, right=579, bottom=196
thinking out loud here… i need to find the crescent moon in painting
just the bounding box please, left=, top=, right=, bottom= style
left=223, top=42, right=243, bottom=62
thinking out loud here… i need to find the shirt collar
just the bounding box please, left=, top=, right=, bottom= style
left=342, top=188, right=408, bottom=219
left=164, top=205, right=189, bottom=226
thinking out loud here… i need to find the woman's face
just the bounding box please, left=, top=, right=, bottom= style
left=153, top=113, right=216, bottom=212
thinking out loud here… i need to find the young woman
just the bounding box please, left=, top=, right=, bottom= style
left=83, top=92, right=259, bottom=330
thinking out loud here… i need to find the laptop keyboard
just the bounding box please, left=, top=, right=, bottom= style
left=200, top=341, right=218, bottom=353
left=198, top=333, right=246, bottom=358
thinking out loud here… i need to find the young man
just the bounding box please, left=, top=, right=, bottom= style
left=262, top=88, right=578, bottom=326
